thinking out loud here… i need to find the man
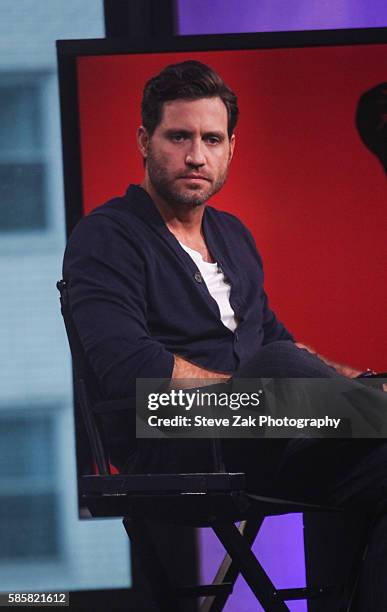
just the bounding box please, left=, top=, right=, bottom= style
left=64, top=60, right=387, bottom=605
left=356, top=81, right=387, bottom=175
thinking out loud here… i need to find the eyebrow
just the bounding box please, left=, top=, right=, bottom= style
left=164, top=128, right=226, bottom=139
left=164, top=129, right=191, bottom=137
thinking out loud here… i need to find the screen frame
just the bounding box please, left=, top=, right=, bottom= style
left=58, top=27, right=387, bottom=508
left=56, top=26, right=387, bottom=235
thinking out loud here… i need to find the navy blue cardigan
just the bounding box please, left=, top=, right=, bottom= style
left=63, top=185, right=293, bottom=399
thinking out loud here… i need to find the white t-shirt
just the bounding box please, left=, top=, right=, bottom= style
left=179, top=242, right=238, bottom=332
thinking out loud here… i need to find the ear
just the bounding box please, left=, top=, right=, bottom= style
left=137, top=126, right=150, bottom=160
left=229, top=133, right=236, bottom=163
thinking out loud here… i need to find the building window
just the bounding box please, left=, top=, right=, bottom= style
left=0, top=76, right=48, bottom=232
left=0, top=493, right=59, bottom=559
left=0, top=411, right=60, bottom=560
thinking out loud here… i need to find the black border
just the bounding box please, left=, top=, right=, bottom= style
left=56, top=26, right=387, bottom=236
left=104, top=0, right=177, bottom=38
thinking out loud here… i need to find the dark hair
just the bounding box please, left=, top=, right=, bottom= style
left=355, top=82, right=387, bottom=173
left=141, top=60, right=239, bottom=138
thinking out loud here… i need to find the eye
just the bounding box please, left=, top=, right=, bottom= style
left=170, top=132, right=187, bottom=143
left=205, top=135, right=221, bottom=145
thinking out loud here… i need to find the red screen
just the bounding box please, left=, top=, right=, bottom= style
left=77, top=46, right=387, bottom=371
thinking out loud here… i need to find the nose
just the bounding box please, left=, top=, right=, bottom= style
left=185, top=139, right=206, bottom=167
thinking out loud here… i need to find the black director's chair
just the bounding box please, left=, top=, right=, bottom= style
left=57, top=279, right=366, bottom=612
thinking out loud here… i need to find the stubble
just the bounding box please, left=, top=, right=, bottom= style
left=146, top=147, right=230, bottom=209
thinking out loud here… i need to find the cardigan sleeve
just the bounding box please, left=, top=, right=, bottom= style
left=63, top=213, right=174, bottom=399
left=260, top=288, right=295, bottom=344
left=238, top=220, right=295, bottom=344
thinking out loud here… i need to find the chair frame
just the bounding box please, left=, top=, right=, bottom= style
left=57, top=278, right=365, bottom=612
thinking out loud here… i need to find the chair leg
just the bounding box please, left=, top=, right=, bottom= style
left=213, top=522, right=290, bottom=612
left=340, top=509, right=380, bottom=612
left=123, top=517, right=184, bottom=612
left=201, top=517, right=265, bottom=612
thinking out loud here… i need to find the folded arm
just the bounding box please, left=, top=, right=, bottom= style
left=171, top=354, right=231, bottom=388
left=295, top=342, right=362, bottom=378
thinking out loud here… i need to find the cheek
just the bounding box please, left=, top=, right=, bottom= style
left=213, top=151, right=231, bottom=172
left=165, top=150, right=185, bottom=169
left=151, top=150, right=171, bottom=170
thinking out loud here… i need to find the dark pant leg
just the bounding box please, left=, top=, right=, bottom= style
left=355, top=510, right=387, bottom=611
left=235, top=339, right=341, bottom=378
left=222, top=340, right=341, bottom=491
left=226, top=340, right=387, bottom=506
left=230, top=341, right=387, bottom=609
left=275, top=438, right=387, bottom=507
left=227, top=340, right=387, bottom=502
left=275, top=440, right=387, bottom=611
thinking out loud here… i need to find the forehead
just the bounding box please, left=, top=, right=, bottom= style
left=157, top=97, right=228, bottom=132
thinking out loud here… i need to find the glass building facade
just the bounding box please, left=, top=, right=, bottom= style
left=0, top=0, right=130, bottom=593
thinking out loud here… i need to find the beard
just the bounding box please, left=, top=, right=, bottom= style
left=146, top=148, right=230, bottom=209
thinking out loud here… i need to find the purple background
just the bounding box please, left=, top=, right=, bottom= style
left=176, top=2, right=387, bottom=610
left=200, top=516, right=306, bottom=612
left=177, top=0, right=387, bottom=35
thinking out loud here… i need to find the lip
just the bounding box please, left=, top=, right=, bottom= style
left=179, top=175, right=210, bottom=181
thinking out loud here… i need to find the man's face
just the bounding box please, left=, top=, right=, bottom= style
left=138, top=97, right=235, bottom=208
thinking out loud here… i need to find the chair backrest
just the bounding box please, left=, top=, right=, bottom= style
left=57, top=279, right=110, bottom=475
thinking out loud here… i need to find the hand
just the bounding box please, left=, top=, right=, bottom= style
left=170, top=355, right=232, bottom=389
left=295, top=342, right=363, bottom=378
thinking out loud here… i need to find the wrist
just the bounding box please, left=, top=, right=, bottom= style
left=357, top=368, right=378, bottom=378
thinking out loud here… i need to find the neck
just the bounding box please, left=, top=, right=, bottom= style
left=141, top=176, right=205, bottom=239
